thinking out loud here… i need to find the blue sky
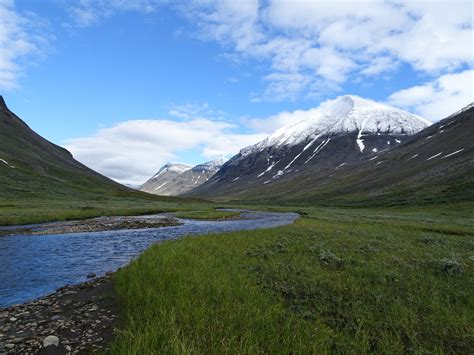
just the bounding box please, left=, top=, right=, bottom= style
left=1, top=0, right=472, bottom=184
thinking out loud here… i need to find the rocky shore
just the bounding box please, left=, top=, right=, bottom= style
left=0, top=214, right=180, bottom=237
left=0, top=274, right=116, bottom=354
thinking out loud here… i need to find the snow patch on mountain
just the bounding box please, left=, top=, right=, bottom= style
left=193, top=157, right=226, bottom=172
left=141, top=158, right=226, bottom=196
left=241, top=95, right=431, bottom=156
left=152, top=163, right=192, bottom=178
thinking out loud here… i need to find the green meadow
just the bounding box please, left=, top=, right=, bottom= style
left=110, top=204, right=474, bottom=354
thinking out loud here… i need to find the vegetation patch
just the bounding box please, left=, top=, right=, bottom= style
left=175, top=209, right=241, bottom=220
left=110, top=206, right=474, bottom=354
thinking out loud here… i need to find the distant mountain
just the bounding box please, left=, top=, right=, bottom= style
left=141, top=163, right=193, bottom=194
left=189, top=95, right=433, bottom=201
left=141, top=158, right=225, bottom=196
left=0, top=96, right=138, bottom=201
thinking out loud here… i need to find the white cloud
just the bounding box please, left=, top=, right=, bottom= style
left=388, top=69, right=474, bottom=121
left=65, top=77, right=474, bottom=186
left=243, top=108, right=319, bottom=134
left=168, top=102, right=227, bottom=121
left=180, top=0, right=473, bottom=100
left=65, top=115, right=265, bottom=185
left=0, top=0, right=50, bottom=90
left=71, top=0, right=164, bottom=27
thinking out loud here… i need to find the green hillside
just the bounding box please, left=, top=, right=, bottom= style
left=0, top=96, right=205, bottom=225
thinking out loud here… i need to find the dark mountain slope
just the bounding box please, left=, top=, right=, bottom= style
left=188, top=103, right=473, bottom=206
left=0, top=96, right=129, bottom=199
left=0, top=96, right=187, bottom=216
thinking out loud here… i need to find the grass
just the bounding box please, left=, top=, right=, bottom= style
left=175, top=209, right=240, bottom=220
left=0, top=188, right=220, bottom=226
left=110, top=205, right=474, bottom=354
left=0, top=195, right=215, bottom=226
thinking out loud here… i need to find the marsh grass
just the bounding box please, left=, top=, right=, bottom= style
left=110, top=207, right=474, bottom=354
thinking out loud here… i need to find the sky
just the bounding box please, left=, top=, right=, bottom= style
left=1, top=0, right=473, bottom=185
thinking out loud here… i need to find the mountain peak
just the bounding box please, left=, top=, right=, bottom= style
left=142, top=159, right=224, bottom=196
left=244, top=95, right=431, bottom=152
left=193, top=158, right=226, bottom=171
left=151, top=163, right=192, bottom=179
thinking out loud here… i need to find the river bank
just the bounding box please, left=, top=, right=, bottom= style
left=0, top=210, right=300, bottom=353
left=0, top=274, right=116, bottom=354
left=0, top=215, right=180, bottom=237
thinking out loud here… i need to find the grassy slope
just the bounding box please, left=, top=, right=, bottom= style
left=0, top=157, right=214, bottom=225
left=0, top=98, right=215, bottom=225
left=111, top=204, right=474, bottom=354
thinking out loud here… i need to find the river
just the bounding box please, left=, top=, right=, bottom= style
left=0, top=210, right=298, bottom=307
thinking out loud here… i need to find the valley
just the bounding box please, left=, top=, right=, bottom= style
left=0, top=95, right=472, bottom=354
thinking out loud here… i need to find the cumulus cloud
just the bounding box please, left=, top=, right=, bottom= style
left=180, top=0, right=473, bottom=100
left=388, top=69, right=474, bottom=121
left=65, top=114, right=266, bottom=185
left=0, top=0, right=50, bottom=90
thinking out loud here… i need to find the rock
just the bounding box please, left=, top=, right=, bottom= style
left=50, top=315, right=61, bottom=321
left=43, top=335, right=59, bottom=347
left=8, top=317, right=17, bottom=322
left=86, top=273, right=96, bottom=279
left=5, top=343, right=15, bottom=349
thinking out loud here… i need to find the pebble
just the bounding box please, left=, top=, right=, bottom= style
left=0, top=275, right=115, bottom=353
left=43, top=335, right=59, bottom=347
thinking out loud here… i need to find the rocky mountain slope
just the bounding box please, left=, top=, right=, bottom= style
left=141, top=163, right=193, bottom=194
left=189, top=95, right=433, bottom=201
left=141, top=159, right=225, bottom=196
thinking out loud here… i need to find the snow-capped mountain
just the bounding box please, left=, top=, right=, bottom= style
left=140, top=163, right=192, bottom=194
left=242, top=95, right=431, bottom=155
left=191, top=101, right=473, bottom=205
left=188, top=95, right=432, bottom=198
left=141, top=158, right=225, bottom=196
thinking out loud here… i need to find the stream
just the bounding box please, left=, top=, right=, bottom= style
left=0, top=210, right=298, bottom=307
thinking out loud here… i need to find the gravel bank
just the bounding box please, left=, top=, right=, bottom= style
left=0, top=274, right=116, bottom=354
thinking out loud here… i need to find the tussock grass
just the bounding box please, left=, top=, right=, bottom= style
left=110, top=207, right=474, bottom=353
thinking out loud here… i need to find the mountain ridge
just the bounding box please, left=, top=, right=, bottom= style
left=190, top=95, right=430, bottom=198
left=187, top=99, right=473, bottom=206
left=141, top=158, right=225, bottom=196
